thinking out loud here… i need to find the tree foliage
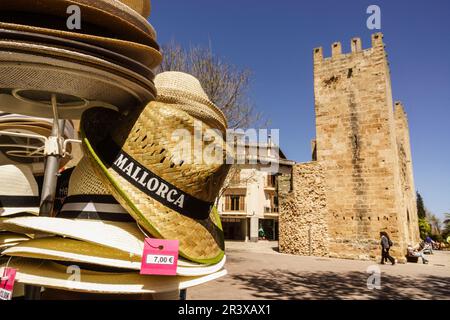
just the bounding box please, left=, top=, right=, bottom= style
left=418, top=217, right=431, bottom=240
left=416, top=191, right=426, bottom=219
left=443, top=213, right=450, bottom=241
left=158, top=41, right=265, bottom=129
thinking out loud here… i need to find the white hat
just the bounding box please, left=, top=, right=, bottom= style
left=1, top=157, right=226, bottom=275
left=0, top=163, right=40, bottom=217
left=0, top=258, right=227, bottom=295
left=3, top=237, right=226, bottom=276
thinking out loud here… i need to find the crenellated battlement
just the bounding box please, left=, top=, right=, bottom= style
left=313, top=32, right=385, bottom=63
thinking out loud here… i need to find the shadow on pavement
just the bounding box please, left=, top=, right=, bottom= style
left=232, top=269, right=450, bottom=300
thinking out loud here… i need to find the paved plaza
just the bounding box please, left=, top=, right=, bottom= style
left=188, top=241, right=450, bottom=300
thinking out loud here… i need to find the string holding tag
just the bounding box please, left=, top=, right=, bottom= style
left=1, top=256, right=13, bottom=281
left=0, top=257, right=16, bottom=300
left=145, top=239, right=164, bottom=250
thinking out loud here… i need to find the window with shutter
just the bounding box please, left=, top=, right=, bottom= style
left=239, top=196, right=245, bottom=211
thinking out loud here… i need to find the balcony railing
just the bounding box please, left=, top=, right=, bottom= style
left=264, top=207, right=279, bottom=213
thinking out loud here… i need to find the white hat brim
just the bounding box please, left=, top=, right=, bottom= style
left=1, top=217, right=222, bottom=268
left=3, top=238, right=227, bottom=276
left=0, top=232, right=30, bottom=244
left=1, top=258, right=227, bottom=294
left=0, top=208, right=40, bottom=217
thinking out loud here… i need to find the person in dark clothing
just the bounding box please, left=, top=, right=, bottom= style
left=380, top=231, right=396, bottom=265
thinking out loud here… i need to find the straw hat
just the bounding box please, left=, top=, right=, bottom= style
left=0, top=113, right=75, bottom=139
left=0, top=28, right=156, bottom=78
left=80, top=72, right=230, bottom=264
left=0, top=51, right=154, bottom=119
left=1, top=157, right=226, bottom=275
left=155, top=72, right=228, bottom=132
left=0, top=22, right=161, bottom=68
left=0, top=232, right=30, bottom=250
left=0, top=163, right=40, bottom=217
left=0, top=0, right=157, bottom=44
left=120, top=0, right=151, bottom=17
left=3, top=237, right=227, bottom=276
left=0, top=258, right=227, bottom=295
left=0, top=41, right=157, bottom=92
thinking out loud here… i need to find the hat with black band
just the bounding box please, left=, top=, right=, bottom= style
left=1, top=157, right=227, bottom=276
left=0, top=162, right=40, bottom=217
left=80, top=71, right=231, bottom=264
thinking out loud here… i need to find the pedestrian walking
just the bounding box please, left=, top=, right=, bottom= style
left=380, top=232, right=396, bottom=265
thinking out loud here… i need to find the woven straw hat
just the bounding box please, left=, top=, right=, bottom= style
left=0, top=28, right=155, bottom=78
left=80, top=72, right=230, bottom=264
left=3, top=237, right=227, bottom=276
left=0, top=163, right=40, bottom=217
left=0, top=41, right=157, bottom=92
left=0, top=51, right=155, bottom=119
left=0, top=22, right=161, bottom=68
left=0, top=0, right=157, bottom=44
left=0, top=258, right=227, bottom=295
left=155, top=72, right=228, bottom=132
left=1, top=157, right=226, bottom=273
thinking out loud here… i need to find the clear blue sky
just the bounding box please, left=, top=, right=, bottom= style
left=150, top=0, right=450, bottom=220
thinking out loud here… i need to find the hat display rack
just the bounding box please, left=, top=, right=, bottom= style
left=0, top=94, right=82, bottom=299
left=0, top=1, right=229, bottom=301
left=0, top=0, right=160, bottom=300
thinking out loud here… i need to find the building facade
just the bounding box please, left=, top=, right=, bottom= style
left=218, top=143, right=294, bottom=242
left=279, top=33, right=420, bottom=262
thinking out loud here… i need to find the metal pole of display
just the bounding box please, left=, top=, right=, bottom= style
left=24, top=94, right=64, bottom=300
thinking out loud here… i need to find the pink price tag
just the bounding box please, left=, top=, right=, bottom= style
left=0, top=268, right=17, bottom=300
left=140, top=238, right=179, bottom=276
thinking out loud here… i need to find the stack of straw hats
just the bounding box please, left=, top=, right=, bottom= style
left=1, top=71, right=231, bottom=298
left=0, top=0, right=161, bottom=119
left=0, top=160, right=40, bottom=252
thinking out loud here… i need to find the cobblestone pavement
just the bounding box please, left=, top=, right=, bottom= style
left=188, top=241, right=450, bottom=300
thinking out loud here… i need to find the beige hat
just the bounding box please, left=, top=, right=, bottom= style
left=0, top=41, right=157, bottom=92
left=0, top=157, right=227, bottom=274
left=0, top=22, right=161, bottom=68
left=0, top=28, right=156, bottom=79
left=155, top=72, right=228, bottom=132
left=0, top=0, right=156, bottom=44
left=81, top=72, right=231, bottom=264
left=120, top=0, right=151, bottom=17
left=0, top=51, right=154, bottom=119
left=3, top=237, right=227, bottom=276
left=0, top=258, right=227, bottom=295
left=0, top=163, right=40, bottom=217
left=0, top=232, right=30, bottom=251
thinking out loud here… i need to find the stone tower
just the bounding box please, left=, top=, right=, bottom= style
left=311, top=33, right=419, bottom=260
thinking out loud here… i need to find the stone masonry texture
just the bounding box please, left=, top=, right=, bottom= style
left=279, top=162, right=329, bottom=256
left=280, top=33, right=420, bottom=262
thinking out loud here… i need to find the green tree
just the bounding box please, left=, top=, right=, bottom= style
left=427, top=213, right=441, bottom=236
left=158, top=41, right=265, bottom=129
left=442, top=213, right=450, bottom=241
left=416, top=191, right=426, bottom=219
left=418, top=218, right=431, bottom=240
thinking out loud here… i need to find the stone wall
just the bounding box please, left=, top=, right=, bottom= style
left=394, top=102, right=420, bottom=244
left=279, top=162, right=329, bottom=256
left=311, top=33, right=415, bottom=262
